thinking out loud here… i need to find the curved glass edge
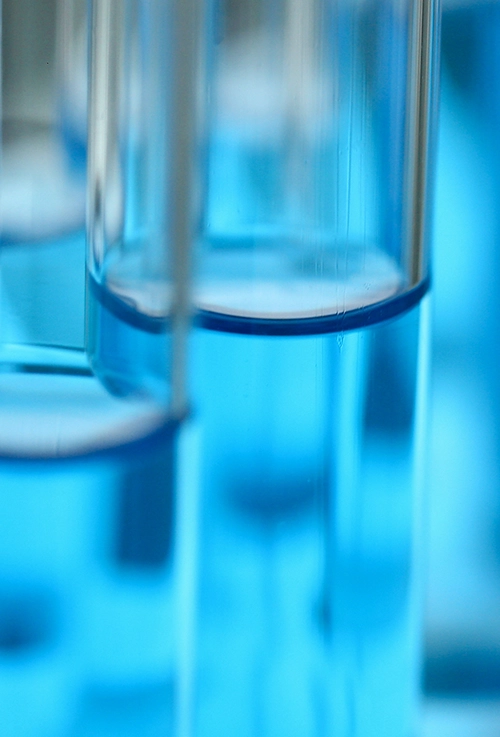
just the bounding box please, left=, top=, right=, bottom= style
left=89, top=271, right=430, bottom=337
left=0, top=341, right=182, bottom=464
left=0, top=412, right=180, bottom=466
left=87, top=273, right=168, bottom=335
left=197, top=276, right=431, bottom=336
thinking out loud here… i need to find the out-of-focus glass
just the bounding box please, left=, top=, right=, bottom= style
left=0, top=0, right=87, bottom=349
left=424, top=0, right=500, bottom=702
left=0, top=0, right=198, bottom=735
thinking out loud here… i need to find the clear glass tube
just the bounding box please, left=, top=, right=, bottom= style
left=188, top=0, right=439, bottom=735
left=0, top=1, right=197, bottom=735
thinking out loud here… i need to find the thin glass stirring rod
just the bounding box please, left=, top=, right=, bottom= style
left=87, top=0, right=201, bottom=414
left=167, top=0, right=203, bottom=734
left=168, top=0, right=202, bottom=419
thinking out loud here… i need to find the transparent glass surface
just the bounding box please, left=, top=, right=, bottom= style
left=83, top=0, right=437, bottom=734
left=195, top=0, right=436, bottom=330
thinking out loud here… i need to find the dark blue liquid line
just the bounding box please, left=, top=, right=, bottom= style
left=197, top=277, right=430, bottom=335
left=88, top=271, right=430, bottom=337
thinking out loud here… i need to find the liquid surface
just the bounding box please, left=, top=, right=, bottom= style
left=101, top=241, right=403, bottom=322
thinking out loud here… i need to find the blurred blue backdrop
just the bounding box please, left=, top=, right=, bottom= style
left=425, top=0, right=500, bottom=706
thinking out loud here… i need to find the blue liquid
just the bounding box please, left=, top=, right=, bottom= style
left=0, top=232, right=86, bottom=350
left=87, top=276, right=428, bottom=737
left=0, top=346, right=179, bottom=737
left=192, top=305, right=426, bottom=737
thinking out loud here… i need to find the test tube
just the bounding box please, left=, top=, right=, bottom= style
left=0, top=1, right=198, bottom=735
left=190, top=0, right=438, bottom=735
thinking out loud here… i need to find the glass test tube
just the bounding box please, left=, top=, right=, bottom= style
left=0, top=1, right=198, bottom=735
left=189, top=0, right=439, bottom=736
